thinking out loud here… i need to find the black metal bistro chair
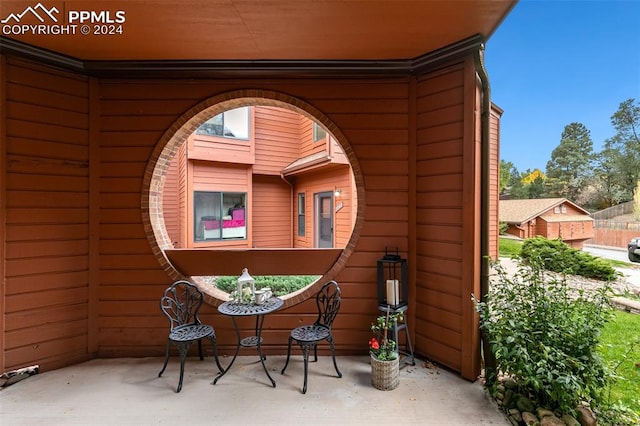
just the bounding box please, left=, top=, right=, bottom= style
left=281, top=280, right=342, bottom=394
left=158, top=280, right=224, bottom=392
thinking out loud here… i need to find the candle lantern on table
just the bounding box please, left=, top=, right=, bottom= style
left=375, top=248, right=414, bottom=366
left=236, top=268, right=255, bottom=304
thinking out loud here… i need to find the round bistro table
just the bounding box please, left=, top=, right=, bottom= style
left=213, top=297, right=284, bottom=387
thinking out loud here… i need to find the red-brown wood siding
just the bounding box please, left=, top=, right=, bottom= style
left=252, top=175, right=292, bottom=248
left=543, top=221, right=555, bottom=239
left=292, top=166, right=353, bottom=249
left=299, top=115, right=328, bottom=157
left=165, top=106, right=339, bottom=249
left=3, top=56, right=91, bottom=372
left=253, top=106, right=300, bottom=175
left=511, top=203, right=594, bottom=245
left=505, top=224, right=524, bottom=239
left=177, top=142, right=188, bottom=247
left=589, top=227, right=638, bottom=249
left=190, top=161, right=252, bottom=248
left=0, top=54, right=6, bottom=371
left=162, top=154, right=180, bottom=246
left=413, top=61, right=480, bottom=376
left=542, top=220, right=593, bottom=245
left=489, top=106, right=501, bottom=259
left=1, top=53, right=491, bottom=380
left=187, top=111, right=255, bottom=165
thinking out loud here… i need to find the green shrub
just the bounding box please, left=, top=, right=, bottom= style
left=520, top=237, right=619, bottom=281
left=499, top=221, right=509, bottom=235
left=476, top=258, right=614, bottom=415
left=213, top=275, right=319, bottom=296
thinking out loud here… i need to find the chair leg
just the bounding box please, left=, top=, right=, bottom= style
left=281, top=336, right=294, bottom=374
left=313, top=344, right=318, bottom=362
left=158, top=340, right=171, bottom=377
left=280, top=336, right=293, bottom=374
left=197, top=338, right=204, bottom=360
left=328, top=337, right=342, bottom=378
left=301, top=343, right=313, bottom=394
left=209, top=336, right=224, bottom=373
left=176, top=342, right=190, bottom=393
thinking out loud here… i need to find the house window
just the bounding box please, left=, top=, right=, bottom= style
left=298, top=193, right=306, bottom=236
left=194, top=191, right=246, bottom=241
left=561, top=205, right=567, bottom=214
left=554, top=206, right=560, bottom=214
left=313, top=122, right=327, bottom=142
left=195, top=107, right=250, bottom=140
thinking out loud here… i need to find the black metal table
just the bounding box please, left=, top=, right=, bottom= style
left=214, top=297, right=284, bottom=387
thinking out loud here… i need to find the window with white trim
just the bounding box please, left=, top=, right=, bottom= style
left=313, top=122, right=327, bottom=142
left=194, top=191, right=247, bottom=241
left=195, top=107, right=250, bottom=139
left=298, top=193, right=306, bottom=236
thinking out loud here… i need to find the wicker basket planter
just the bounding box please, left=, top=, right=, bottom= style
left=370, top=354, right=399, bottom=391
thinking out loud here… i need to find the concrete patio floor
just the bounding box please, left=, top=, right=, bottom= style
left=1, top=355, right=509, bottom=425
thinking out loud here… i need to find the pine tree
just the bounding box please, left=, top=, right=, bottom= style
left=546, top=122, right=594, bottom=201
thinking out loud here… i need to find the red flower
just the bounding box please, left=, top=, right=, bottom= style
left=369, top=338, right=380, bottom=350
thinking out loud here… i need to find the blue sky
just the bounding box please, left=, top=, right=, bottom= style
left=485, top=0, right=640, bottom=173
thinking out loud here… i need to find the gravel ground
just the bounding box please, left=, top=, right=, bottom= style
left=494, top=257, right=640, bottom=297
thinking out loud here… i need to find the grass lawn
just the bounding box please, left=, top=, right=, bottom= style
left=499, top=236, right=522, bottom=257
left=599, top=310, right=640, bottom=414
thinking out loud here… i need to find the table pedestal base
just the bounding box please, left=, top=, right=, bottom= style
left=213, top=298, right=283, bottom=387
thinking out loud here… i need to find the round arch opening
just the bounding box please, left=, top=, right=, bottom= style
left=142, top=90, right=365, bottom=306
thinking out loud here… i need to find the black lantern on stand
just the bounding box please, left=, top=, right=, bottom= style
left=377, top=248, right=407, bottom=309
left=376, top=247, right=414, bottom=366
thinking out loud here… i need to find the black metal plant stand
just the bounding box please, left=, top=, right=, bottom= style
left=377, top=304, right=415, bottom=367
left=377, top=248, right=415, bottom=367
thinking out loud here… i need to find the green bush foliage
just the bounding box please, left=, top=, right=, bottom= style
left=476, top=258, right=614, bottom=415
left=499, top=221, right=509, bottom=235
left=520, top=237, right=619, bottom=281
left=214, top=275, right=319, bottom=296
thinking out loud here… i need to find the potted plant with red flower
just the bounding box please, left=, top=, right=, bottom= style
left=369, top=307, right=403, bottom=390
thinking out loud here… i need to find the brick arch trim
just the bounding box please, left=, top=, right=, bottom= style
left=141, top=89, right=365, bottom=307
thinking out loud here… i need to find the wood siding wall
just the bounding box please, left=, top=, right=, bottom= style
left=413, top=61, right=481, bottom=376
left=589, top=227, right=638, bottom=249
left=177, top=142, right=188, bottom=247
left=252, top=175, right=292, bottom=248
left=253, top=106, right=300, bottom=175
left=1, top=53, right=493, bottom=380
left=2, top=57, right=92, bottom=371
left=539, top=204, right=594, bottom=244
left=299, top=116, right=327, bottom=158
left=489, top=106, right=501, bottom=259
left=188, top=133, right=253, bottom=164
left=542, top=221, right=594, bottom=248
left=163, top=106, right=350, bottom=249
left=292, top=167, right=353, bottom=249
left=190, top=162, right=251, bottom=248
left=162, top=154, right=180, bottom=246
left=539, top=203, right=585, bottom=219
left=506, top=203, right=594, bottom=248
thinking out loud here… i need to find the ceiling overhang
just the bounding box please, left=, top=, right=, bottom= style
left=1, top=32, right=488, bottom=77
left=0, top=1, right=516, bottom=76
